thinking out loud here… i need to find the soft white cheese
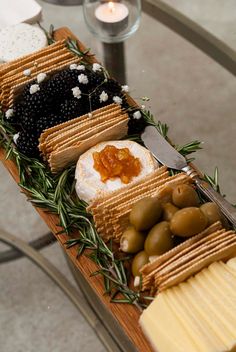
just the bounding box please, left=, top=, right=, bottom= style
left=0, top=23, right=47, bottom=62
left=75, top=140, right=159, bottom=203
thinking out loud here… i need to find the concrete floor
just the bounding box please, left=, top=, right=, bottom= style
left=1, top=1, right=236, bottom=351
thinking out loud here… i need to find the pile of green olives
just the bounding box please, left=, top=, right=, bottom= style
left=119, top=183, right=225, bottom=278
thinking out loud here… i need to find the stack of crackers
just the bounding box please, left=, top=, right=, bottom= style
left=87, top=167, right=191, bottom=242
left=0, top=40, right=79, bottom=109
left=39, top=104, right=129, bottom=173
left=141, top=221, right=236, bottom=293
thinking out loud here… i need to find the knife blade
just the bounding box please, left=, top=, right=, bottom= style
left=141, top=125, right=236, bottom=228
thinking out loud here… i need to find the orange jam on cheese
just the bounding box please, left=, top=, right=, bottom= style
left=93, top=145, right=142, bottom=184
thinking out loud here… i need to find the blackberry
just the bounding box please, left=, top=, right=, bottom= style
left=36, top=114, right=59, bottom=135
left=87, top=70, right=105, bottom=92
left=60, top=98, right=86, bottom=119
left=46, top=68, right=90, bottom=99
left=128, top=110, right=147, bottom=135
left=90, top=87, right=114, bottom=110
left=13, top=102, right=24, bottom=122
left=21, top=80, right=37, bottom=100
left=22, top=90, right=52, bottom=117
left=20, top=115, right=36, bottom=132
left=103, top=78, right=121, bottom=95
left=16, top=132, right=40, bottom=158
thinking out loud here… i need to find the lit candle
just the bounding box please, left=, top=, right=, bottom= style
left=95, top=1, right=129, bottom=36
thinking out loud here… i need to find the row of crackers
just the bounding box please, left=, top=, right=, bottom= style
left=141, top=221, right=236, bottom=294
left=0, top=40, right=80, bottom=109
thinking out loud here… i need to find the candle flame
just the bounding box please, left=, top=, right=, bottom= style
left=108, top=1, right=115, bottom=13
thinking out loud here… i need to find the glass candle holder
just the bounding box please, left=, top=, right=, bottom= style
left=83, top=0, right=141, bottom=43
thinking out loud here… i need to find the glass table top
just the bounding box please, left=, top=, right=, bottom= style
left=38, top=0, right=236, bottom=203
left=163, top=0, right=236, bottom=51
left=1, top=2, right=236, bottom=351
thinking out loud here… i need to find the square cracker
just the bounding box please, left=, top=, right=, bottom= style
left=39, top=103, right=119, bottom=145
left=54, top=113, right=128, bottom=152
left=49, top=118, right=128, bottom=173
left=158, top=239, right=236, bottom=292
left=43, top=109, right=125, bottom=154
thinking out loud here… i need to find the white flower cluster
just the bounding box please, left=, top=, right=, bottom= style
left=13, top=132, right=20, bottom=144
left=78, top=73, right=88, bottom=84
left=37, top=72, right=47, bottom=84
left=72, top=86, right=82, bottom=99
left=113, top=96, right=122, bottom=105
left=121, top=85, right=129, bottom=93
left=133, top=111, right=142, bottom=120
left=99, top=91, right=108, bottom=103
left=92, top=63, right=102, bottom=72
left=5, top=108, right=14, bottom=119
left=23, top=69, right=31, bottom=76
left=30, top=84, right=40, bottom=94
left=70, top=63, right=85, bottom=71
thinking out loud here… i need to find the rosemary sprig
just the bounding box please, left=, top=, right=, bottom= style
left=175, top=140, right=202, bottom=157
left=142, top=110, right=169, bottom=139
left=204, top=167, right=221, bottom=193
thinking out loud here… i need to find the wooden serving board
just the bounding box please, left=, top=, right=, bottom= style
left=0, top=27, right=153, bottom=352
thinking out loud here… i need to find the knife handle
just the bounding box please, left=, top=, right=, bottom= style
left=182, top=166, right=236, bottom=228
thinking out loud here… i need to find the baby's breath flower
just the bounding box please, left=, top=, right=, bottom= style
left=99, top=91, right=108, bottom=103
left=77, top=64, right=85, bottom=71
left=37, top=73, right=47, bottom=84
left=23, top=69, right=31, bottom=76
left=133, top=111, right=142, bottom=120
left=92, top=63, right=102, bottom=72
left=121, top=85, right=129, bottom=93
left=113, top=96, right=122, bottom=105
left=72, top=86, right=82, bottom=99
left=5, top=109, right=14, bottom=119
left=13, top=132, right=20, bottom=144
left=78, top=73, right=88, bottom=84
left=30, top=84, right=40, bottom=94
left=70, top=63, right=78, bottom=70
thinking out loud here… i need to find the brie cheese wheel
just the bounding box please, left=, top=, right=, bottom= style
left=75, top=140, right=159, bottom=203
left=0, top=23, right=47, bottom=62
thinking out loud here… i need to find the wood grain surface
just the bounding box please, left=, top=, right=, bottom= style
left=0, top=27, right=153, bottom=352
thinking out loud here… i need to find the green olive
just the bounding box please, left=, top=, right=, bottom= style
left=170, top=207, right=207, bottom=237
left=132, top=251, right=149, bottom=277
left=144, top=221, right=174, bottom=256
left=120, top=226, right=145, bottom=253
left=129, top=197, right=162, bottom=231
left=200, top=202, right=222, bottom=226
left=162, top=202, right=179, bottom=221
left=172, top=184, right=200, bottom=208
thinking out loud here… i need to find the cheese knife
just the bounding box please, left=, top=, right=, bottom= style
left=142, top=125, right=236, bottom=228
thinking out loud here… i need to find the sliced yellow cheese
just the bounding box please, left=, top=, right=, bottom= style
left=155, top=293, right=199, bottom=352
left=183, top=271, right=232, bottom=350
left=140, top=307, right=185, bottom=352
left=227, top=257, right=236, bottom=271
left=190, top=274, right=236, bottom=342
left=166, top=285, right=220, bottom=352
